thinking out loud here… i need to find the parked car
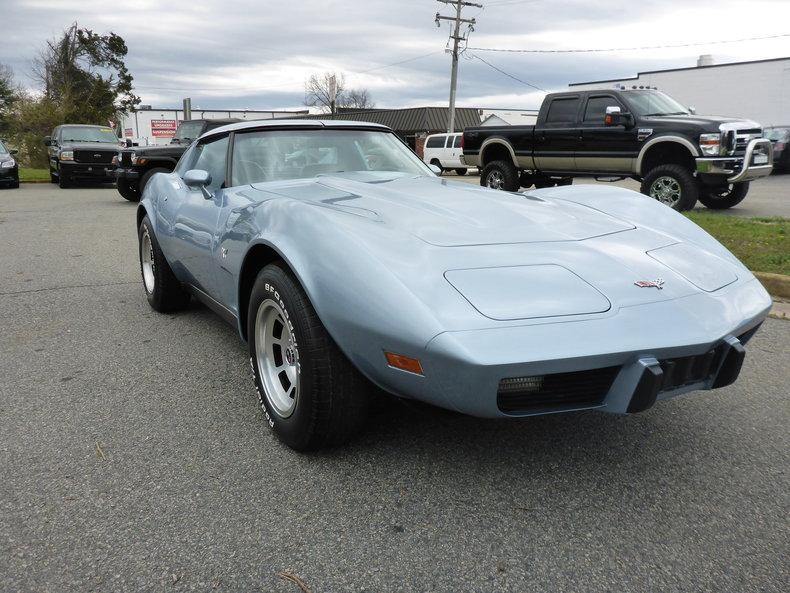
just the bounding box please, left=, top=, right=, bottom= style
left=135, top=119, right=770, bottom=451
left=422, top=132, right=468, bottom=175
left=463, top=89, right=774, bottom=210
left=113, top=118, right=240, bottom=201
left=44, top=124, right=122, bottom=188
left=0, top=139, right=19, bottom=189
left=763, top=126, right=790, bottom=172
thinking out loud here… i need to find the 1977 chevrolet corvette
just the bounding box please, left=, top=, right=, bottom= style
left=137, top=120, right=771, bottom=450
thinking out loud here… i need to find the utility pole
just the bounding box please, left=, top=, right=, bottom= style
left=435, top=0, right=481, bottom=133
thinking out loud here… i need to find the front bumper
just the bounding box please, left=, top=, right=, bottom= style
left=113, top=167, right=140, bottom=181
left=0, top=166, right=18, bottom=184
left=696, top=138, right=774, bottom=183
left=60, top=161, right=115, bottom=181
left=375, top=278, right=770, bottom=419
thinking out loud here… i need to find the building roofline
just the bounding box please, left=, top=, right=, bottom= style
left=569, top=56, right=790, bottom=87
left=133, top=107, right=308, bottom=114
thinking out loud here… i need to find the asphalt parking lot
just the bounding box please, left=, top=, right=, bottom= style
left=454, top=172, right=790, bottom=218
left=1, top=184, right=788, bottom=593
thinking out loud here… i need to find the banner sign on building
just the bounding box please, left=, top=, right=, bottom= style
left=151, top=119, right=178, bottom=137
left=124, top=128, right=134, bottom=138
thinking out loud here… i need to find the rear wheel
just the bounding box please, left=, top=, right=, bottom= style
left=698, top=182, right=749, bottom=210
left=481, top=159, right=520, bottom=191
left=117, top=178, right=140, bottom=202
left=640, top=164, right=698, bottom=211
left=139, top=167, right=171, bottom=194
left=138, top=215, right=190, bottom=312
left=248, top=263, right=370, bottom=451
left=454, top=168, right=467, bottom=176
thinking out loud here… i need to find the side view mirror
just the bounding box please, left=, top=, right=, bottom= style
left=604, top=106, right=634, bottom=128
left=183, top=169, right=213, bottom=199
left=10, top=149, right=18, bottom=155
left=43, top=136, right=52, bottom=146
left=688, top=106, right=696, bottom=115
left=428, top=163, right=442, bottom=175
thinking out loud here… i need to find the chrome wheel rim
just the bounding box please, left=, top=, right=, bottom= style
left=140, top=229, right=155, bottom=294
left=649, top=176, right=681, bottom=206
left=486, top=170, right=504, bottom=189
left=254, top=299, right=299, bottom=418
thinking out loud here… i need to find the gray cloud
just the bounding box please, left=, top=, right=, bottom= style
left=1, top=0, right=788, bottom=111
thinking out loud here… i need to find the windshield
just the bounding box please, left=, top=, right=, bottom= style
left=764, top=127, right=790, bottom=141
left=60, top=126, right=118, bottom=143
left=172, top=121, right=205, bottom=144
left=231, top=129, right=432, bottom=185
left=622, top=91, right=689, bottom=116
left=0, top=140, right=7, bottom=153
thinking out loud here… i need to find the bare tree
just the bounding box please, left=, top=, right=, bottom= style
left=304, top=72, right=375, bottom=113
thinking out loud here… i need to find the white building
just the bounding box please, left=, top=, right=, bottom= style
left=119, top=106, right=308, bottom=146
left=569, top=56, right=790, bottom=127
left=478, top=109, right=538, bottom=126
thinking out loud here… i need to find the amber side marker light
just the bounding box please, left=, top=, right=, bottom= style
left=384, top=352, right=424, bottom=376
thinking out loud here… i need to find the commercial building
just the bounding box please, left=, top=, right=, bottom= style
left=569, top=56, right=790, bottom=126
left=119, top=106, right=308, bottom=146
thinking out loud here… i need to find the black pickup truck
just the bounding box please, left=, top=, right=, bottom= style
left=113, top=118, right=240, bottom=201
left=462, top=88, right=773, bottom=210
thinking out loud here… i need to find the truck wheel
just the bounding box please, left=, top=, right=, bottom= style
left=481, top=160, right=520, bottom=191
left=454, top=168, right=467, bottom=176
left=117, top=179, right=140, bottom=202
left=430, top=159, right=444, bottom=175
left=640, top=165, right=698, bottom=211
left=58, top=172, right=71, bottom=189
left=138, top=215, right=190, bottom=312
left=248, top=262, right=371, bottom=451
left=698, top=182, right=749, bottom=210
left=139, top=167, right=171, bottom=194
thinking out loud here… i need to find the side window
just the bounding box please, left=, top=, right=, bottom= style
left=583, top=96, right=619, bottom=123
left=189, top=135, right=229, bottom=191
left=426, top=135, right=446, bottom=148
left=545, top=98, right=581, bottom=124
left=452, top=135, right=462, bottom=148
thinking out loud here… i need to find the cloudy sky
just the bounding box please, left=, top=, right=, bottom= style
left=1, top=0, right=788, bottom=112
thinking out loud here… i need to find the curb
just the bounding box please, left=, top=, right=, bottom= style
left=754, top=272, right=790, bottom=301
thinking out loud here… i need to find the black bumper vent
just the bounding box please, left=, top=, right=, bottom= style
left=497, top=366, right=621, bottom=414
left=657, top=347, right=725, bottom=393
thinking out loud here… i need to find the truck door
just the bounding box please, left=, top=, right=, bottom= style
left=534, top=95, right=582, bottom=172
left=577, top=94, right=638, bottom=173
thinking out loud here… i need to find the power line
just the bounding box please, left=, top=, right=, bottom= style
left=470, top=53, right=545, bottom=91
left=468, top=32, right=790, bottom=53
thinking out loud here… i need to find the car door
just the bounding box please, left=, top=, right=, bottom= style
left=449, top=134, right=463, bottom=167
left=577, top=94, right=638, bottom=173
left=169, top=133, right=230, bottom=297
left=534, top=95, right=582, bottom=172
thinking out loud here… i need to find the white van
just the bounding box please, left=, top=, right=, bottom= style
left=422, top=132, right=469, bottom=175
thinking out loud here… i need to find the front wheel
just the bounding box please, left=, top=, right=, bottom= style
left=248, top=263, right=370, bottom=451
left=58, top=172, right=71, bottom=189
left=454, top=168, right=467, bottom=176
left=698, top=182, right=749, bottom=210
left=138, top=216, right=190, bottom=312
left=117, top=179, right=140, bottom=202
left=640, top=164, right=699, bottom=211
left=481, top=159, right=520, bottom=191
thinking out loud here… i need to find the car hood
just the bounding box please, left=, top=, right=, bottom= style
left=130, top=144, right=186, bottom=157
left=643, top=115, right=761, bottom=129
left=259, top=174, right=635, bottom=246
left=60, top=142, right=120, bottom=151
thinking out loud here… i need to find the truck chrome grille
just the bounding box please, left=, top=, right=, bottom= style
left=497, top=366, right=620, bottom=413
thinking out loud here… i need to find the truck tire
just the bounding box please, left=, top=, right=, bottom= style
left=640, top=165, right=698, bottom=211
left=248, top=262, right=371, bottom=451
left=481, top=160, right=520, bottom=192
left=698, top=182, right=749, bottom=210
left=117, top=179, right=140, bottom=202
left=454, top=168, right=467, bottom=176
left=139, top=167, right=171, bottom=194
left=58, top=172, right=71, bottom=189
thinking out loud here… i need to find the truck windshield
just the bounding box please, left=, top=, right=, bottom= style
left=172, top=121, right=205, bottom=144
left=60, top=127, right=119, bottom=143
left=622, top=91, right=689, bottom=117
left=231, top=129, right=432, bottom=185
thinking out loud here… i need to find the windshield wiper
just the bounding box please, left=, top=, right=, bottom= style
left=643, top=111, right=688, bottom=117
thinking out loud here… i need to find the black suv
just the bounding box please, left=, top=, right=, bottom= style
left=463, top=89, right=774, bottom=210
left=113, top=118, right=240, bottom=201
left=44, top=124, right=122, bottom=188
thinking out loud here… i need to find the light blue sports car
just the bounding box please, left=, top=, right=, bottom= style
left=137, top=120, right=771, bottom=450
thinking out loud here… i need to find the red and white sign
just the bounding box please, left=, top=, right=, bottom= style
left=124, top=128, right=134, bottom=138
left=150, top=119, right=178, bottom=137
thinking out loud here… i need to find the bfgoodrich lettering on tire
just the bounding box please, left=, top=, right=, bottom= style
left=247, top=263, right=370, bottom=451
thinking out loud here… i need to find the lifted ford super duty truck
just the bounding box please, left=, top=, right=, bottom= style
left=462, top=88, right=773, bottom=210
